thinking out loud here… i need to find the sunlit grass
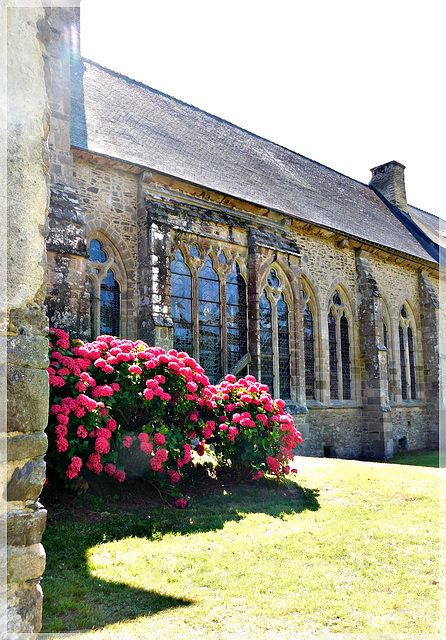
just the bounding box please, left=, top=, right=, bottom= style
left=384, top=449, right=439, bottom=468
left=41, top=457, right=439, bottom=637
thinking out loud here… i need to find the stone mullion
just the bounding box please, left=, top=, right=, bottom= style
left=192, top=269, right=200, bottom=361
left=271, top=299, right=280, bottom=398
left=220, top=279, right=228, bottom=376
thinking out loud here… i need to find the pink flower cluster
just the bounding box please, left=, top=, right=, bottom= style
left=199, top=373, right=303, bottom=477
left=47, top=327, right=302, bottom=501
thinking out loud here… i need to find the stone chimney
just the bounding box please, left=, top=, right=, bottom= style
left=369, top=161, right=408, bottom=212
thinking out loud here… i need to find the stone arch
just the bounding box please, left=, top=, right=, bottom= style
left=86, top=231, right=130, bottom=338
left=301, top=274, right=322, bottom=402
left=324, top=281, right=359, bottom=402
left=396, top=298, right=422, bottom=402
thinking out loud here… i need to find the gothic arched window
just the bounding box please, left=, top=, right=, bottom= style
left=328, top=290, right=351, bottom=400
left=259, top=269, right=291, bottom=399
left=198, top=256, right=222, bottom=383
left=88, top=238, right=121, bottom=338
left=399, top=304, right=417, bottom=400
left=171, top=249, right=193, bottom=356
left=302, top=290, right=315, bottom=400
left=171, top=246, right=248, bottom=384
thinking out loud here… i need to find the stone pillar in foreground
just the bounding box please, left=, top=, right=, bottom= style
left=5, top=6, right=50, bottom=636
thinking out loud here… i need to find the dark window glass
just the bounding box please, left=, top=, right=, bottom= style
left=171, top=250, right=193, bottom=356
left=100, top=269, right=120, bottom=336
left=383, top=322, right=388, bottom=349
left=89, top=278, right=95, bottom=340
left=340, top=313, right=351, bottom=400
left=399, top=325, right=407, bottom=400
left=333, top=290, right=342, bottom=306
left=226, top=263, right=247, bottom=372
left=328, top=311, right=338, bottom=399
left=408, top=327, right=416, bottom=399
left=88, top=239, right=107, bottom=263
left=259, top=291, right=273, bottom=392
left=267, top=269, right=280, bottom=288
left=277, top=294, right=290, bottom=399
left=304, top=305, right=315, bottom=399
left=401, top=305, right=407, bottom=319
left=198, top=256, right=221, bottom=383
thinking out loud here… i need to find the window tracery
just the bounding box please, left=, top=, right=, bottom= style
left=399, top=304, right=417, bottom=400
left=171, top=242, right=248, bottom=383
left=259, top=268, right=291, bottom=399
left=328, top=289, right=351, bottom=400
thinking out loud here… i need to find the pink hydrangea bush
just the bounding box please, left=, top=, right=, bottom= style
left=197, top=374, right=303, bottom=481
left=46, top=329, right=210, bottom=499
left=46, top=329, right=302, bottom=499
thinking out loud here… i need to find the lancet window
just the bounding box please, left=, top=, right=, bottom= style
left=328, top=290, right=351, bottom=400
left=88, top=238, right=121, bottom=338
left=399, top=304, right=416, bottom=400
left=302, top=289, right=315, bottom=400
left=259, top=269, right=291, bottom=399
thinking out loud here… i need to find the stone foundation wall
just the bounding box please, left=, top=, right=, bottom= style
left=6, top=7, right=50, bottom=636
left=303, top=407, right=364, bottom=458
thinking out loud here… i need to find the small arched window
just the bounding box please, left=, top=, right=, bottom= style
left=328, top=290, right=351, bottom=400
left=88, top=238, right=121, bottom=337
left=399, top=304, right=416, bottom=400
left=259, top=269, right=291, bottom=399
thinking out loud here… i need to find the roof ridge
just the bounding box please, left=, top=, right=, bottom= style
left=80, top=57, right=374, bottom=191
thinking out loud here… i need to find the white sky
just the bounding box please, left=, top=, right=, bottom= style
left=80, top=0, right=443, bottom=217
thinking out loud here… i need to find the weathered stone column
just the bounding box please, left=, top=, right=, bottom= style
left=43, top=5, right=90, bottom=340
left=356, top=249, right=393, bottom=459
left=137, top=172, right=173, bottom=349
left=5, top=7, right=50, bottom=636
left=247, top=230, right=265, bottom=381
left=419, top=270, right=440, bottom=450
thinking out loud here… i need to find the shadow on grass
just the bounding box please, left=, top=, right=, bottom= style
left=41, top=477, right=319, bottom=632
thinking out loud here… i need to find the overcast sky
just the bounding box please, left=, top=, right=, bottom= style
left=80, top=0, right=443, bottom=218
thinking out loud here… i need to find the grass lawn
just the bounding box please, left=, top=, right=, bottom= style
left=383, top=450, right=439, bottom=468
left=40, top=457, right=439, bottom=638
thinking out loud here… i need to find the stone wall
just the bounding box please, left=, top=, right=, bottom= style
left=44, top=6, right=90, bottom=340
left=5, top=6, right=50, bottom=636
left=73, top=152, right=139, bottom=339
left=70, top=158, right=440, bottom=458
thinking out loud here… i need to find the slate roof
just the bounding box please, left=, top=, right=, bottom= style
left=71, top=59, right=441, bottom=265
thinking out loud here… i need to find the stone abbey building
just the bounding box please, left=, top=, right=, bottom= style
left=46, top=8, right=443, bottom=463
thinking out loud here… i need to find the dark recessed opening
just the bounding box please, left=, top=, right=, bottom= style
left=398, top=436, right=408, bottom=453
left=323, top=446, right=332, bottom=458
